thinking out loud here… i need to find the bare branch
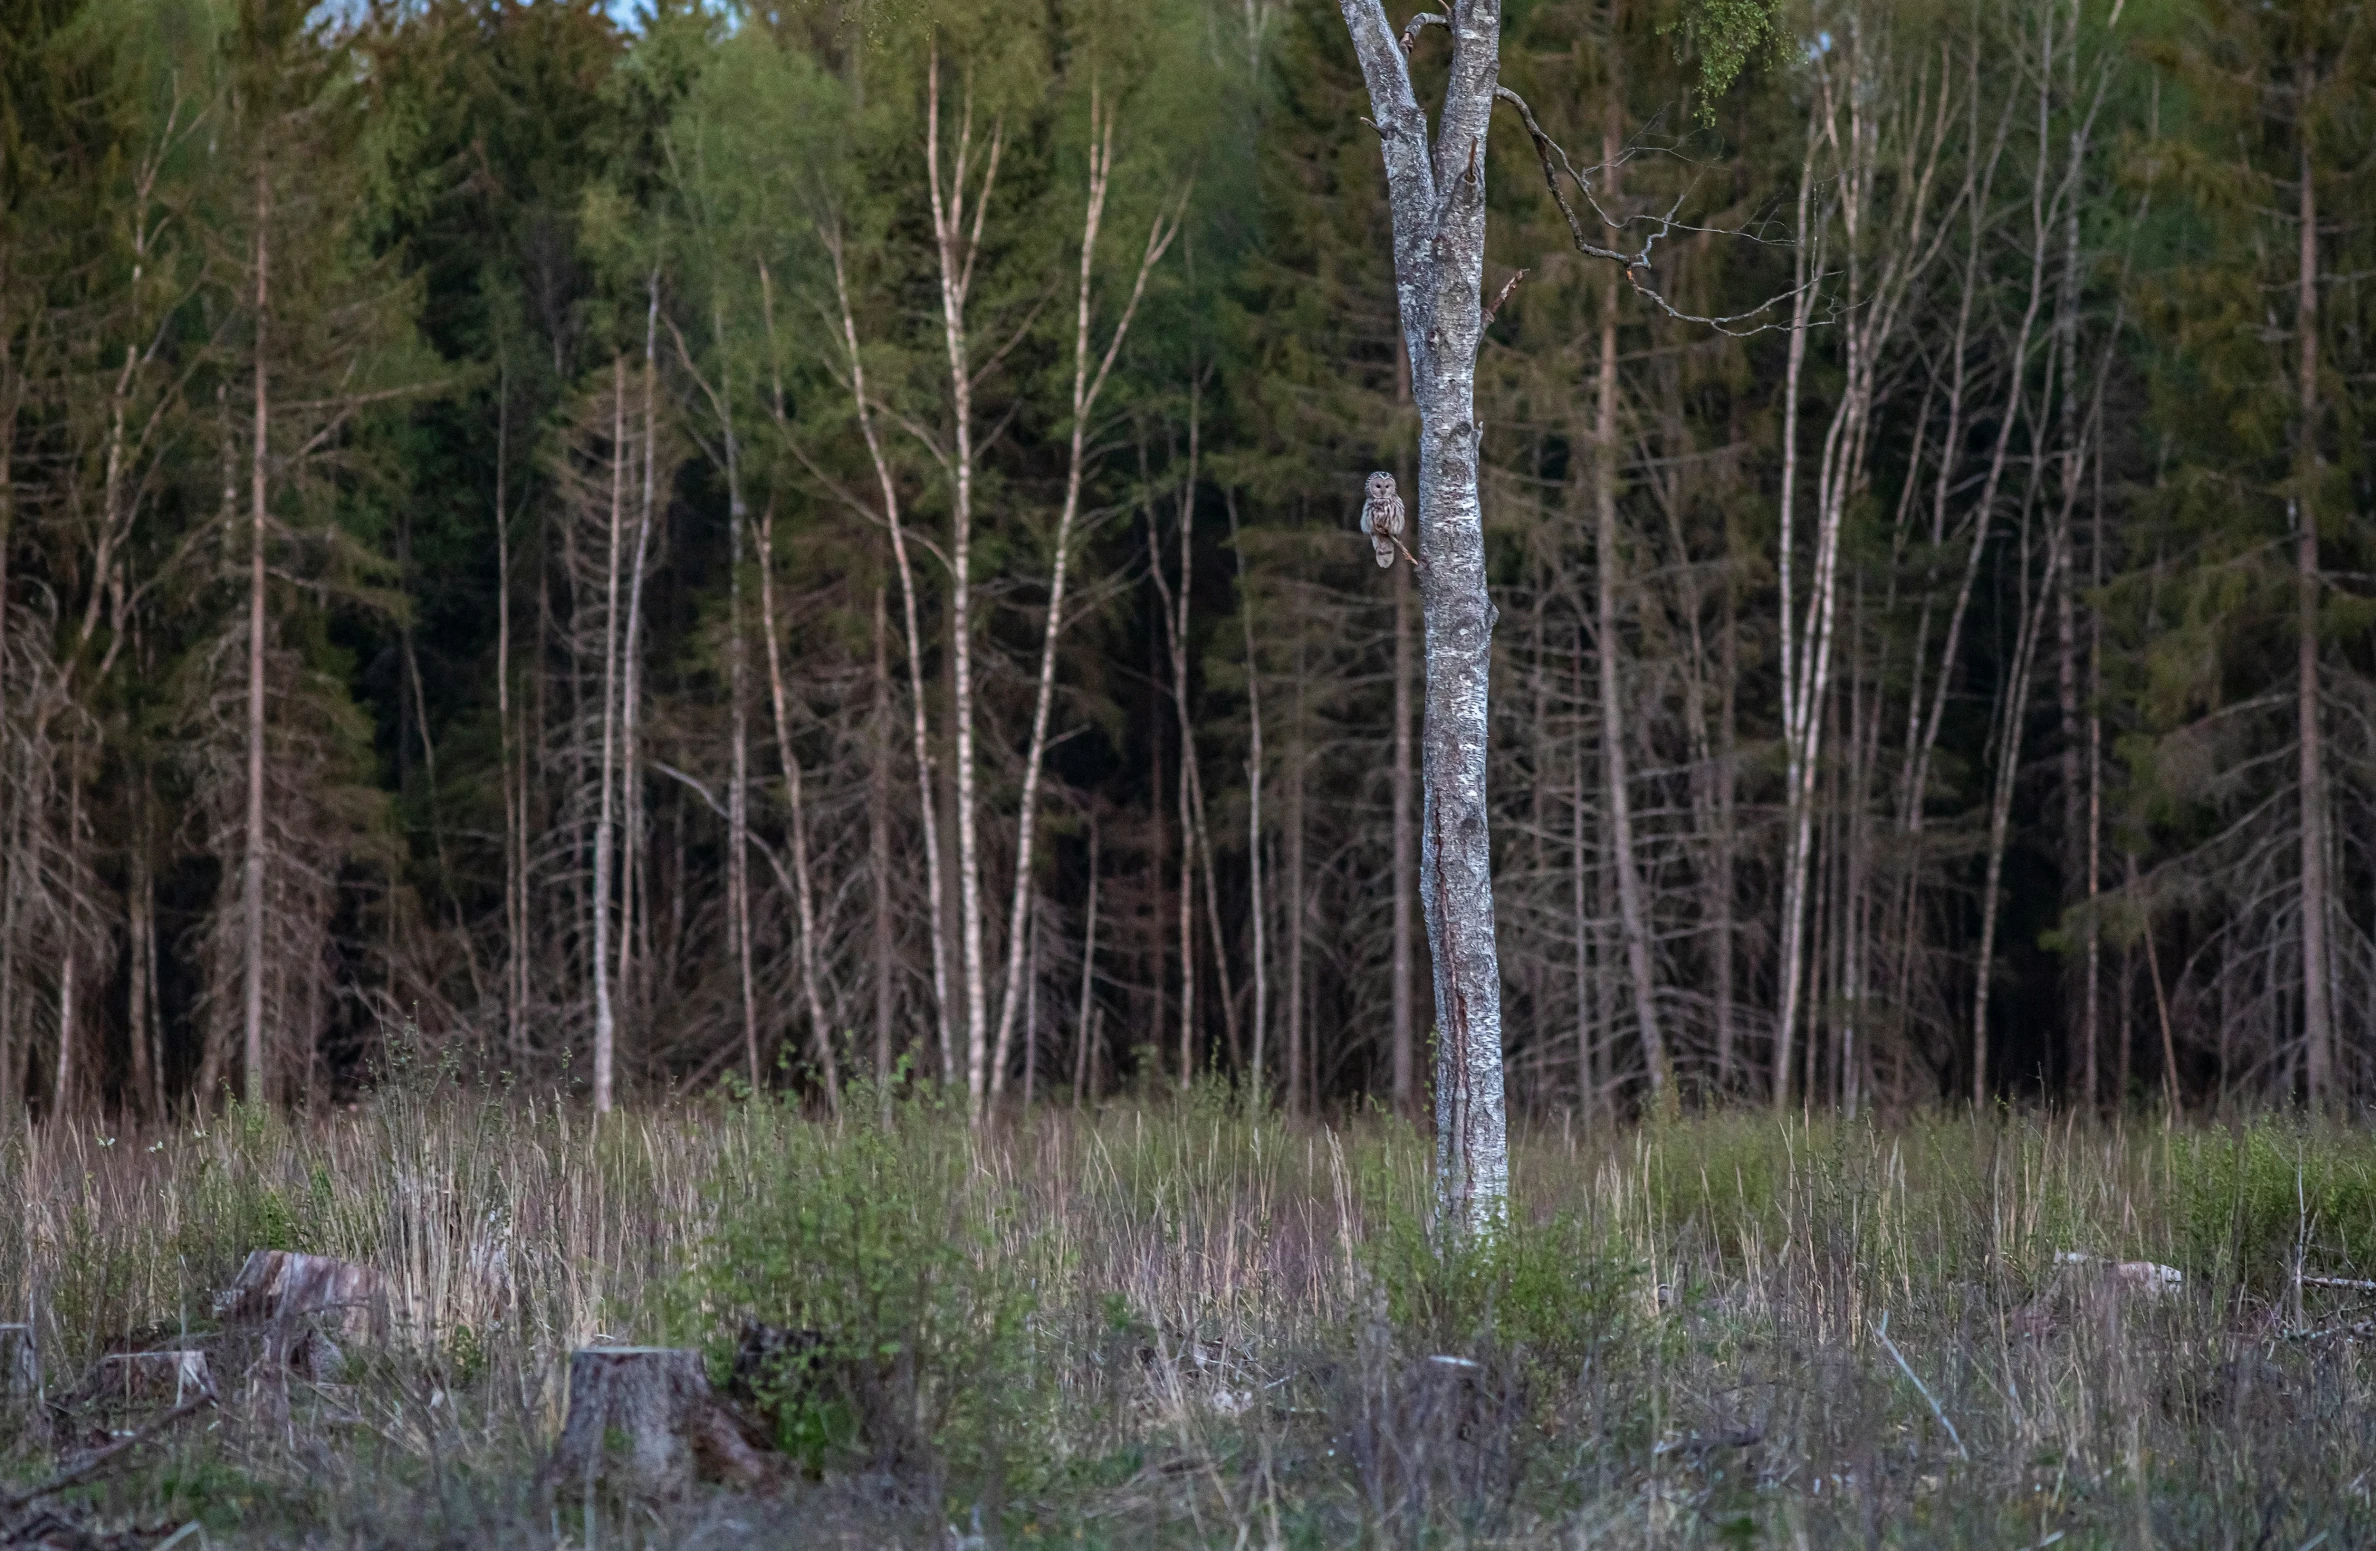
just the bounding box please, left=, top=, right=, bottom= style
left=1481, top=267, right=1528, bottom=327
left=1493, top=85, right=1827, bottom=338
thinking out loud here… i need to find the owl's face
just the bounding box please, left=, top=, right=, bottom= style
left=1366, top=471, right=1395, bottom=500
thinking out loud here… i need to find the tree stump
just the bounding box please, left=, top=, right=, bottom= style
left=0, top=1325, right=36, bottom=1402
left=216, top=1250, right=389, bottom=1343
left=546, top=1347, right=781, bottom=1498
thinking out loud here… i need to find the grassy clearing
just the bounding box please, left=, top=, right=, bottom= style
left=3, top=1083, right=2374, bottom=1547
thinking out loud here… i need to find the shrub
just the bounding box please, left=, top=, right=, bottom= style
left=690, top=1090, right=1042, bottom=1481
left=1362, top=1203, right=1637, bottom=1375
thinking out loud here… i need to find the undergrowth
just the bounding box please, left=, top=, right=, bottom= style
left=1, top=1087, right=2372, bottom=1547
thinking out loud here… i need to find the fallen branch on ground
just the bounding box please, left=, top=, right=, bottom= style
left=3, top=1391, right=216, bottom=1511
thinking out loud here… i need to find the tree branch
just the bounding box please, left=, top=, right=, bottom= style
left=1400, top=11, right=1449, bottom=53
left=1493, top=85, right=1825, bottom=338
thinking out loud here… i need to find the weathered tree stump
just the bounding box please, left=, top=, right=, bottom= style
left=216, top=1250, right=389, bottom=1343
left=546, top=1347, right=781, bottom=1498
left=0, top=1325, right=36, bottom=1402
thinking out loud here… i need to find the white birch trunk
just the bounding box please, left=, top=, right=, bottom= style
left=1337, top=0, right=1508, bottom=1234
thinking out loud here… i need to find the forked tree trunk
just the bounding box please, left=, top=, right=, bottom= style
left=814, top=243, right=954, bottom=1080
left=988, top=103, right=1180, bottom=1100
left=922, top=46, right=1000, bottom=1109
left=1338, top=0, right=1508, bottom=1233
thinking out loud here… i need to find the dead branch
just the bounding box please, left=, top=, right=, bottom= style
left=1492, top=86, right=1822, bottom=338
left=4, top=1391, right=215, bottom=1510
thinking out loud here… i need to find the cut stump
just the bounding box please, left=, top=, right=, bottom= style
left=216, top=1250, right=389, bottom=1343
left=0, top=1325, right=36, bottom=1402
left=546, top=1347, right=781, bottom=1498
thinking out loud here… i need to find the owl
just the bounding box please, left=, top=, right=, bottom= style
left=1359, top=470, right=1405, bottom=569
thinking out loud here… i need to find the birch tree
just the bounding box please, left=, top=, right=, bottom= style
left=1336, top=0, right=1793, bottom=1226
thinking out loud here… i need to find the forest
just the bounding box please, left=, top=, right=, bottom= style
left=1, top=0, right=2371, bottom=1127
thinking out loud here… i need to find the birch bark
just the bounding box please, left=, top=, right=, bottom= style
left=922, top=46, right=1001, bottom=1110
left=986, top=101, right=1181, bottom=1103
left=1336, top=0, right=1509, bottom=1233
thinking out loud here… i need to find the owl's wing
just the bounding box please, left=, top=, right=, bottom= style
left=1387, top=495, right=1406, bottom=537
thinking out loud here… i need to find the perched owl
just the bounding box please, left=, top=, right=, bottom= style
left=1359, top=470, right=1405, bottom=569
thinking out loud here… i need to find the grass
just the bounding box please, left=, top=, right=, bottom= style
left=3, top=1078, right=2375, bottom=1547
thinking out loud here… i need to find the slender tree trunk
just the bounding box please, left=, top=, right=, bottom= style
left=1572, top=649, right=1593, bottom=1126
left=591, top=356, right=625, bottom=1115
left=817, top=245, right=954, bottom=1080
left=2084, top=452, right=2104, bottom=1109
left=2295, top=121, right=2330, bottom=1109
left=871, top=587, right=895, bottom=1100
left=756, top=498, right=839, bottom=1116
left=1175, top=513, right=1195, bottom=1090
left=1285, top=630, right=1307, bottom=1117
left=725, top=381, right=758, bottom=1093
left=923, top=47, right=1001, bottom=1108
left=1770, top=132, right=1819, bottom=1110
left=987, top=116, right=1178, bottom=1101
left=243, top=175, right=271, bottom=1110
left=616, top=281, right=661, bottom=1035
left=1023, top=900, right=1040, bottom=1108
left=127, top=777, right=160, bottom=1118
left=1232, top=493, right=1269, bottom=1105
left=1074, top=811, right=1099, bottom=1107
left=1591, top=138, right=1671, bottom=1111
left=1714, top=585, right=1739, bottom=1093
left=1150, top=660, right=1166, bottom=1078
left=52, top=746, right=81, bottom=1116
left=496, top=360, right=523, bottom=1067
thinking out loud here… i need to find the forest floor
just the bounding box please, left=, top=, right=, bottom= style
left=3, top=1079, right=2374, bottom=1548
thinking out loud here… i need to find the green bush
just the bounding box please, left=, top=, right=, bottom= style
left=2169, top=1121, right=2376, bottom=1292
left=691, top=1090, right=1042, bottom=1478
left=1363, top=1204, right=1637, bottom=1374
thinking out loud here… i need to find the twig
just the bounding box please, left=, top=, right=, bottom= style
left=2, top=1390, right=216, bottom=1510
left=2301, top=1275, right=2376, bottom=1293
left=1491, top=85, right=1822, bottom=339
left=1873, top=1313, right=1966, bottom=1461
left=1481, top=268, right=1528, bottom=327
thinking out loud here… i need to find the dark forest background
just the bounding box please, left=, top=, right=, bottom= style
left=0, top=0, right=2370, bottom=1122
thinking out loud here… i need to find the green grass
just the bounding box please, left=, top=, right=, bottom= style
left=3, top=1084, right=2374, bottom=1547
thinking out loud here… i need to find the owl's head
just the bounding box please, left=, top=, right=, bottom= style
left=1365, top=470, right=1395, bottom=499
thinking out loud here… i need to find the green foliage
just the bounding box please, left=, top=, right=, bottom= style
left=691, top=1091, right=1044, bottom=1473
left=2168, top=1122, right=2376, bottom=1293
left=1363, top=1202, right=1636, bottom=1373
left=1662, top=0, right=1780, bottom=114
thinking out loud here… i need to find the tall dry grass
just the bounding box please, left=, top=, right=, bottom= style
left=2, top=1081, right=2373, bottom=1546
